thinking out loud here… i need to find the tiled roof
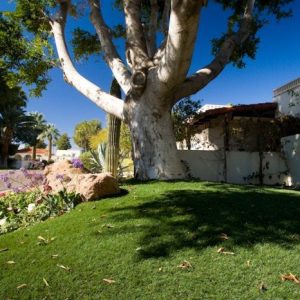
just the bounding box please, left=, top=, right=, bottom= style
left=191, top=102, right=278, bottom=125
left=17, top=148, right=48, bottom=155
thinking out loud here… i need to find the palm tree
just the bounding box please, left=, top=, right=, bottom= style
left=0, top=107, right=32, bottom=168
left=29, top=112, right=46, bottom=160
left=38, top=124, right=60, bottom=162
left=0, top=77, right=28, bottom=168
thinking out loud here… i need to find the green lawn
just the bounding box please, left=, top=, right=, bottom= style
left=1, top=181, right=300, bottom=299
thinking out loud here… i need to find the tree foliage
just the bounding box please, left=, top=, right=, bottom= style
left=73, top=120, right=102, bottom=152
left=172, top=97, right=201, bottom=150
left=56, top=133, right=71, bottom=150
left=0, top=9, right=53, bottom=97
left=89, top=129, right=108, bottom=151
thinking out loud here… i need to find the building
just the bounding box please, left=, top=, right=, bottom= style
left=177, top=77, right=300, bottom=186
left=54, top=149, right=82, bottom=161
left=189, top=102, right=279, bottom=151
left=273, top=77, right=300, bottom=117
left=10, top=147, right=48, bottom=169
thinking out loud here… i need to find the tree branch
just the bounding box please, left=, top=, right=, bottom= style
left=124, top=0, right=149, bottom=69
left=145, top=0, right=158, bottom=58
left=51, top=0, right=124, bottom=119
left=157, top=1, right=203, bottom=93
left=89, top=0, right=131, bottom=94
left=173, top=0, right=256, bottom=103
left=161, top=0, right=171, bottom=37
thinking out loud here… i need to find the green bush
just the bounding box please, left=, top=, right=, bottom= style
left=0, top=189, right=80, bottom=235
left=79, top=152, right=94, bottom=172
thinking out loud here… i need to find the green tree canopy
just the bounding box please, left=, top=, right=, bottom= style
left=38, top=123, right=60, bottom=161
left=172, top=97, right=201, bottom=150
left=56, top=133, right=71, bottom=150
left=73, top=120, right=102, bottom=152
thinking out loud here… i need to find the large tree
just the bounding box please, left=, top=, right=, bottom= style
left=7, top=0, right=294, bottom=179
left=0, top=75, right=29, bottom=168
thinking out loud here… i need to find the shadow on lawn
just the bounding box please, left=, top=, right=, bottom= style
left=109, top=183, right=300, bottom=259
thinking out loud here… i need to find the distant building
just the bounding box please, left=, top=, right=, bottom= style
left=10, top=147, right=48, bottom=169
left=54, top=149, right=82, bottom=161
left=273, top=77, right=300, bottom=117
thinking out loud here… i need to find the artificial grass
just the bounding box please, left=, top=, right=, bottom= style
left=1, top=181, right=300, bottom=299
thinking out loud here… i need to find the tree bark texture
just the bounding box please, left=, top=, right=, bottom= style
left=124, top=90, right=186, bottom=180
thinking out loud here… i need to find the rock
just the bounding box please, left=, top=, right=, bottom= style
left=44, top=161, right=120, bottom=201
left=44, top=160, right=87, bottom=193
left=67, top=173, right=120, bottom=201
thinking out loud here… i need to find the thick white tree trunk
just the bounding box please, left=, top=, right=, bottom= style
left=125, top=90, right=186, bottom=180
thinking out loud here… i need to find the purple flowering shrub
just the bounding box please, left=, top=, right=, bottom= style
left=0, top=168, right=45, bottom=193
left=71, top=158, right=84, bottom=169
left=0, top=168, right=81, bottom=235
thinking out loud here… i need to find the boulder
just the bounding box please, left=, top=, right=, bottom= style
left=67, top=173, right=120, bottom=201
left=44, top=160, right=87, bottom=193
left=44, top=161, right=120, bottom=200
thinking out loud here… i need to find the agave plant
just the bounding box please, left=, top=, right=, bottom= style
left=89, top=143, right=107, bottom=173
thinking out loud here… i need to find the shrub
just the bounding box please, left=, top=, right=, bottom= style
left=0, top=169, right=81, bottom=235
left=79, top=152, right=94, bottom=172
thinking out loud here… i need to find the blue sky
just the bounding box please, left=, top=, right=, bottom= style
left=1, top=1, right=300, bottom=146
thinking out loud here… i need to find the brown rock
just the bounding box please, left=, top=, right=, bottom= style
left=44, top=160, right=87, bottom=193
left=44, top=161, right=120, bottom=201
left=67, top=173, right=120, bottom=201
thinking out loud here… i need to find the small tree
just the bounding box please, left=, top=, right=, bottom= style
left=172, top=97, right=201, bottom=150
left=56, top=133, right=71, bottom=150
left=38, top=124, right=60, bottom=162
left=73, top=120, right=101, bottom=152
left=28, top=112, right=47, bottom=160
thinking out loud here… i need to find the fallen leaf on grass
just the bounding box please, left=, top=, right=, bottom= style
left=102, top=224, right=114, bottom=229
left=219, top=233, right=229, bottom=240
left=37, top=236, right=56, bottom=245
left=177, top=260, right=192, bottom=269
left=259, top=283, right=268, bottom=292
left=7, top=261, right=16, bottom=264
left=51, top=254, right=59, bottom=258
left=103, top=278, right=116, bottom=284
left=0, top=248, right=8, bottom=252
left=217, top=247, right=235, bottom=255
left=246, top=260, right=251, bottom=267
left=135, top=247, right=142, bottom=251
left=43, top=278, right=50, bottom=287
left=17, top=284, right=27, bottom=289
left=281, top=273, right=300, bottom=284
left=57, top=264, right=71, bottom=272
